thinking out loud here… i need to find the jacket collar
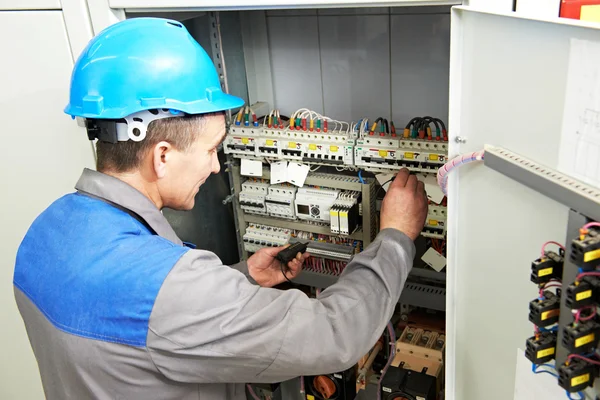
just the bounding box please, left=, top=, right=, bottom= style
left=74, top=168, right=183, bottom=245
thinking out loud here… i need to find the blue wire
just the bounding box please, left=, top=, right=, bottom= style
left=566, top=390, right=585, bottom=400
left=532, top=363, right=559, bottom=378
left=358, top=170, right=365, bottom=184
left=539, top=326, right=559, bottom=332
left=531, top=363, right=586, bottom=400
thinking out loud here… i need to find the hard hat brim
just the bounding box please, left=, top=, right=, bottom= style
left=65, top=92, right=245, bottom=119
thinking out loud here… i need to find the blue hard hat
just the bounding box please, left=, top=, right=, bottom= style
left=64, top=18, right=244, bottom=119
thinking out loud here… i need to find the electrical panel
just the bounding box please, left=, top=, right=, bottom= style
left=525, top=224, right=600, bottom=395
left=266, top=184, right=297, bottom=219
left=239, top=179, right=270, bottom=215
left=242, top=223, right=292, bottom=253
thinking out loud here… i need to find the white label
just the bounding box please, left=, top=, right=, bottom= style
left=422, top=247, right=447, bottom=272
left=416, top=173, right=445, bottom=204
left=287, top=162, right=310, bottom=187
left=270, top=161, right=288, bottom=184
left=240, top=158, right=263, bottom=177
left=333, top=374, right=342, bottom=379
left=383, top=387, right=392, bottom=393
left=417, top=397, right=426, bottom=400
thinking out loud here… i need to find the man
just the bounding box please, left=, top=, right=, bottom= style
left=14, top=17, right=427, bottom=400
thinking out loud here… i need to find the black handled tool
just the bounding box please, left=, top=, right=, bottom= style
left=276, top=242, right=308, bottom=283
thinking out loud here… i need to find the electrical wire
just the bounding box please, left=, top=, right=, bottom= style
left=377, top=322, right=396, bottom=400
left=358, top=170, right=365, bottom=184
left=437, top=150, right=485, bottom=196
left=566, top=391, right=585, bottom=400
left=377, top=179, right=393, bottom=199
left=582, top=222, right=600, bottom=231
left=531, top=362, right=559, bottom=378
left=568, top=353, right=600, bottom=366
left=575, top=305, right=597, bottom=323
left=540, top=241, right=566, bottom=257
left=246, top=384, right=261, bottom=400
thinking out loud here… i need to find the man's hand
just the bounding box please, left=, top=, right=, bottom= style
left=380, top=168, right=428, bottom=240
left=247, top=245, right=310, bottom=288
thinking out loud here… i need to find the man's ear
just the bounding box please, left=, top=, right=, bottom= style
left=153, top=141, right=172, bottom=179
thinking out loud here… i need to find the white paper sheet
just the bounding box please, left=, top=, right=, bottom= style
left=558, top=39, right=600, bottom=189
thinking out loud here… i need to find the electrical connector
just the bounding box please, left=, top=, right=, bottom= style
left=529, top=291, right=560, bottom=327
left=525, top=331, right=557, bottom=364
left=558, top=358, right=597, bottom=392
left=530, top=250, right=564, bottom=284
left=565, top=276, right=600, bottom=309
left=561, top=320, right=600, bottom=354
left=571, top=228, right=600, bottom=270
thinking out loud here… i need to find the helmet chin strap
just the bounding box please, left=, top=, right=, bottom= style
left=115, top=109, right=184, bottom=142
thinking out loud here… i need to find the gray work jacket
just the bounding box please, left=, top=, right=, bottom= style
left=13, top=168, right=415, bottom=399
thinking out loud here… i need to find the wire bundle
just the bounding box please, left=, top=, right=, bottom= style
left=305, top=257, right=347, bottom=276
left=263, top=109, right=284, bottom=129
left=235, top=106, right=258, bottom=127
left=404, top=116, right=447, bottom=141
left=288, top=108, right=349, bottom=133
left=437, top=150, right=485, bottom=196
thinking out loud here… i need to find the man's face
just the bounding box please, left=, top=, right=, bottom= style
left=158, top=114, right=225, bottom=210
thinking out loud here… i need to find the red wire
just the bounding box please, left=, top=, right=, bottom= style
left=575, top=306, right=597, bottom=323
left=576, top=272, right=600, bottom=281
left=568, top=354, right=600, bottom=366
left=540, top=241, right=565, bottom=258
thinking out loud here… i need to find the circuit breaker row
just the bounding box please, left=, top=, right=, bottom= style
left=225, top=109, right=449, bottom=173
left=526, top=223, right=600, bottom=394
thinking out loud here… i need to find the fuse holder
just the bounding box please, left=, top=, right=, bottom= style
left=561, top=321, right=600, bottom=354
left=529, top=291, right=560, bottom=327
left=559, top=358, right=598, bottom=392
left=565, top=276, right=600, bottom=309
left=570, top=228, right=600, bottom=270
left=525, top=331, right=557, bottom=364
left=530, top=250, right=564, bottom=284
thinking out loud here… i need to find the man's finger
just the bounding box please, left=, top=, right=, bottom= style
left=406, top=174, right=418, bottom=191
left=390, top=168, right=410, bottom=188
left=416, top=180, right=425, bottom=194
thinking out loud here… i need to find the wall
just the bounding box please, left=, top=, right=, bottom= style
left=0, top=10, right=96, bottom=400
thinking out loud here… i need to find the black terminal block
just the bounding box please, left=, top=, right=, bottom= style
left=558, top=358, right=597, bottom=392
left=529, top=291, right=560, bottom=327
left=565, top=276, right=600, bottom=309
left=530, top=250, right=564, bottom=284
left=570, top=228, right=600, bottom=271
left=525, top=331, right=557, bottom=365
left=275, top=241, right=308, bottom=265
left=562, top=321, right=600, bottom=354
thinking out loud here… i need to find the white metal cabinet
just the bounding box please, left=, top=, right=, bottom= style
left=80, top=2, right=600, bottom=400
left=447, top=7, right=600, bottom=400
left=0, top=10, right=95, bottom=400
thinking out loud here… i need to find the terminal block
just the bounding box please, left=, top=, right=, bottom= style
left=570, top=228, right=600, bottom=271
left=528, top=291, right=560, bottom=327
left=561, top=320, right=600, bottom=354
left=530, top=250, right=564, bottom=284
left=565, top=276, right=600, bottom=309
left=558, top=358, right=598, bottom=392
left=525, top=331, right=557, bottom=364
